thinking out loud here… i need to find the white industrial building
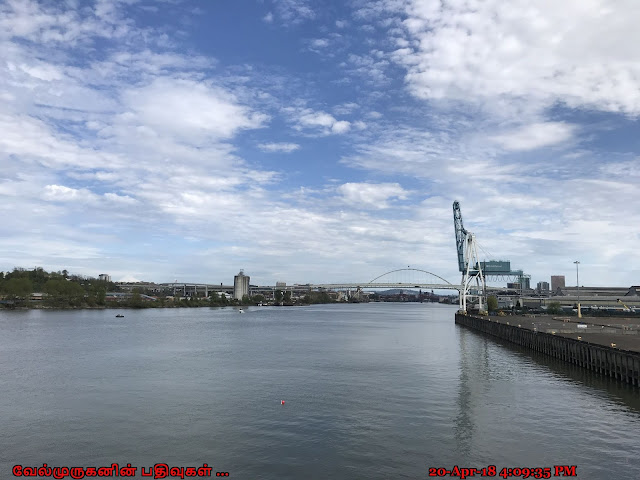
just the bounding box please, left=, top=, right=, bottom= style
left=233, top=270, right=250, bottom=300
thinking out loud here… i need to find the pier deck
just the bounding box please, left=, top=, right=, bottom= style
left=484, top=314, right=640, bottom=353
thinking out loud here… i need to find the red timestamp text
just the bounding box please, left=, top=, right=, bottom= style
left=12, top=462, right=230, bottom=478
left=429, top=465, right=578, bottom=479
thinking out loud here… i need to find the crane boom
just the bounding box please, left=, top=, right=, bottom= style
left=453, top=201, right=467, bottom=272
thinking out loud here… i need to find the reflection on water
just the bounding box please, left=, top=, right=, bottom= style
left=461, top=327, right=640, bottom=414
left=454, top=328, right=474, bottom=458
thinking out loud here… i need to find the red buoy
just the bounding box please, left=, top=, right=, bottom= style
left=281, top=400, right=285, bottom=405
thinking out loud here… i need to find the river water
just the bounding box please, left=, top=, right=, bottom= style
left=1, top=303, right=638, bottom=479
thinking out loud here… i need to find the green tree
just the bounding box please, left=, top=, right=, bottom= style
left=209, top=291, right=219, bottom=305
left=3, top=277, right=33, bottom=298
left=487, top=295, right=498, bottom=312
left=130, top=289, right=143, bottom=308
left=252, top=294, right=265, bottom=304
left=96, top=288, right=106, bottom=306
left=282, top=291, right=293, bottom=305
left=43, top=279, right=84, bottom=306
left=275, top=290, right=283, bottom=304
left=86, top=292, right=96, bottom=307
left=29, top=267, right=48, bottom=291
left=547, top=302, right=562, bottom=314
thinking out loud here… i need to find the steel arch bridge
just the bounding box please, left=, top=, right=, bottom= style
left=307, top=268, right=460, bottom=291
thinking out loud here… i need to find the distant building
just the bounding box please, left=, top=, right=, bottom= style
left=234, top=270, right=250, bottom=300
left=275, top=281, right=286, bottom=287
left=537, top=281, right=550, bottom=294
left=551, top=275, right=565, bottom=292
left=98, top=274, right=111, bottom=282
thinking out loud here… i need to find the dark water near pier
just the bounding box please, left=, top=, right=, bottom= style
left=1, top=303, right=639, bottom=479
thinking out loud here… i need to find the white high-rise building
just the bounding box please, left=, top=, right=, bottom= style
left=98, top=274, right=111, bottom=282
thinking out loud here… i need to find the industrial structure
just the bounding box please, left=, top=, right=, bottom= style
left=233, top=270, right=250, bottom=300
left=453, top=201, right=536, bottom=312
left=479, top=261, right=530, bottom=290
left=453, top=201, right=486, bottom=313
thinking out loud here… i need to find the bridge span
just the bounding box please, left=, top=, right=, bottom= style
left=304, top=268, right=460, bottom=292
left=300, top=283, right=503, bottom=293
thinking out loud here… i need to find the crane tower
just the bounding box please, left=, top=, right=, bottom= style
left=453, top=201, right=486, bottom=313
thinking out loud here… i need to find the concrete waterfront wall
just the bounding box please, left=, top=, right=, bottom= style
left=455, top=313, right=640, bottom=387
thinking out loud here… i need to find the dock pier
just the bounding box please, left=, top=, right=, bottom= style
left=455, top=313, right=640, bottom=387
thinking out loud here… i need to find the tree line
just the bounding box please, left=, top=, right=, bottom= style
left=0, top=267, right=113, bottom=308
left=0, top=267, right=338, bottom=309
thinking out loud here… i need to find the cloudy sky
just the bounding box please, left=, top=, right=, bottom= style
left=1, top=0, right=638, bottom=287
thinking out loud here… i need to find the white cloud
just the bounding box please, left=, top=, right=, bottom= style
left=42, top=185, right=139, bottom=208
left=0, top=114, right=124, bottom=170
left=286, top=107, right=352, bottom=136
left=258, top=142, right=300, bottom=153
left=0, top=0, right=133, bottom=45
left=490, top=122, right=576, bottom=151
left=310, top=38, right=329, bottom=49
left=298, top=110, right=334, bottom=128
left=331, top=121, right=351, bottom=134
left=122, top=78, right=268, bottom=144
left=337, top=182, right=409, bottom=209
left=17, top=61, right=63, bottom=81
left=394, top=0, right=640, bottom=116
left=344, top=51, right=390, bottom=85
left=273, top=0, right=315, bottom=24
left=333, top=102, right=359, bottom=115
left=103, top=192, right=137, bottom=205
left=43, top=185, right=94, bottom=202
left=263, top=12, right=274, bottom=23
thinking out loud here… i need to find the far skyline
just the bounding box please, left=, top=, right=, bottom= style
left=1, top=1, right=638, bottom=287
left=5, top=265, right=616, bottom=291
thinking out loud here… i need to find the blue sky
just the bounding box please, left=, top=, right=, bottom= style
left=0, top=0, right=638, bottom=287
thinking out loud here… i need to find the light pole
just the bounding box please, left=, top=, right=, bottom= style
left=573, top=261, right=581, bottom=318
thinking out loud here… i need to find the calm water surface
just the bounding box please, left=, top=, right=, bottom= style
left=1, top=304, right=639, bottom=479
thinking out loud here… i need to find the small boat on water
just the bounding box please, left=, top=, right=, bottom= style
left=238, top=308, right=244, bottom=314
left=115, top=314, right=124, bottom=318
